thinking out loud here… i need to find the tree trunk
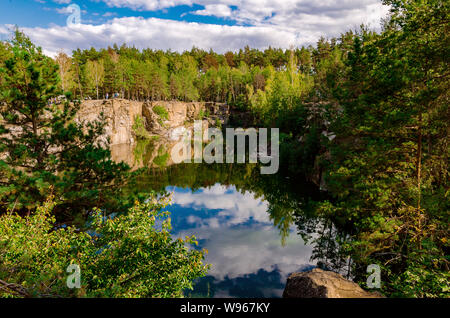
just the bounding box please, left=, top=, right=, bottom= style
left=417, top=112, right=422, bottom=210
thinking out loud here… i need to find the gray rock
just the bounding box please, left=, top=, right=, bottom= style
left=283, top=268, right=384, bottom=298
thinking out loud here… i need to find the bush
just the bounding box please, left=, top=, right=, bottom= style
left=197, top=109, right=210, bottom=120
left=0, top=196, right=209, bottom=298
left=132, top=115, right=150, bottom=139
left=153, top=105, right=169, bottom=121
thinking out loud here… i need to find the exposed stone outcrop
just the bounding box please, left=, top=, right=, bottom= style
left=2, top=99, right=229, bottom=168
left=142, top=101, right=228, bottom=135
left=75, top=99, right=228, bottom=169
left=142, top=101, right=207, bottom=137
left=75, top=99, right=143, bottom=145
left=76, top=99, right=229, bottom=147
left=283, top=268, right=384, bottom=298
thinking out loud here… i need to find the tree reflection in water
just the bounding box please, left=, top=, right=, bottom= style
left=125, top=158, right=352, bottom=297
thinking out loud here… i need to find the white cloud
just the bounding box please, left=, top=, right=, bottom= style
left=0, top=25, right=10, bottom=35
left=178, top=225, right=313, bottom=281
left=100, top=0, right=389, bottom=29
left=15, top=17, right=300, bottom=57
left=172, top=184, right=270, bottom=225
left=55, top=7, right=71, bottom=14
left=190, top=4, right=233, bottom=18
left=4, top=1, right=390, bottom=57
left=101, top=0, right=192, bottom=11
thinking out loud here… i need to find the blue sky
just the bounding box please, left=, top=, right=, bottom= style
left=0, top=0, right=390, bottom=56
left=0, top=0, right=239, bottom=28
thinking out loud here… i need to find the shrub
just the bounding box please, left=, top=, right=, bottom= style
left=197, top=109, right=210, bottom=120
left=0, top=196, right=208, bottom=298
left=132, top=115, right=150, bottom=139
left=215, top=118, right=222, bottom=129
left=153, top=105, right=169, bottom=121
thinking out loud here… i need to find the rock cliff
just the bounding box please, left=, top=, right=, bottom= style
left=76, top=99, right=229, bottom=146
left=76, top=99, right=229, bottom=168
left=76, top=99, right=143, bottom=145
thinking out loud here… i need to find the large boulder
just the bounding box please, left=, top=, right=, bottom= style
left=283, top=268, right=384, bottom=298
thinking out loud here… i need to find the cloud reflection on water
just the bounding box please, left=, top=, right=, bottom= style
left=167, top=183, right=315, bottom=297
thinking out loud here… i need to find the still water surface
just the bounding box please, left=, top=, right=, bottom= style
left=169, top=184, right=315, bottom=297
left=128, top=158, right=324, bottom=298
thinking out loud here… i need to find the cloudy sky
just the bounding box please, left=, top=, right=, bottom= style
left=0, top=0, right=390, bottom=56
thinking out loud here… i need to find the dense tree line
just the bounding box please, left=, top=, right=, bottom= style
left=52, top=40, right=332, bottom=106
left=0, top=32, right=130, bottom=217
left=0, top=0, right=448, bottom=298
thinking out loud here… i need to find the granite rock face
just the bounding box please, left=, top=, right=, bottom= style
left=141, top=101, right=205, bottom=136
left=75, top=99, right=143, bottom=146
left=76, top=99, right=228, bottom=169
left=283, top=268, right=384, bottom=298
left=77, top=99, right=228, bottom=146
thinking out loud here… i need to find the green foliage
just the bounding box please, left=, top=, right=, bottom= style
left=0, top=30, right=129, bottom=214
left=133, top=138, right=151, bottom=166
left=197, top=108, right=210, bottom=120
left=132, top=115, right=149, bottom=139
left=48, top=39, right=325, bottom=105
left=2, top=1, right=448, bottom=298
left=153, top=105, right=169, bottom=121
left=215, top=118, right=222, bottom=129
left=153, top=145, right=169, bottom=167
left=315, top=0, right=450, bottom=297
left=0, top=196, right=208, bottom=298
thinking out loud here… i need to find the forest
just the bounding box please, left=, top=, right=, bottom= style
left=0, top=0, right=448, bottom=298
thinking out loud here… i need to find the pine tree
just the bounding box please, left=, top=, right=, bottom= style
left=320, top=0, right=449, bottom=297
left=0, top=30, right=129, bottom=214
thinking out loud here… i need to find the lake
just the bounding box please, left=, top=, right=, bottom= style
left=128, top=157, right=328, bottom=298
left=170, top=184, right=315, bottom=297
